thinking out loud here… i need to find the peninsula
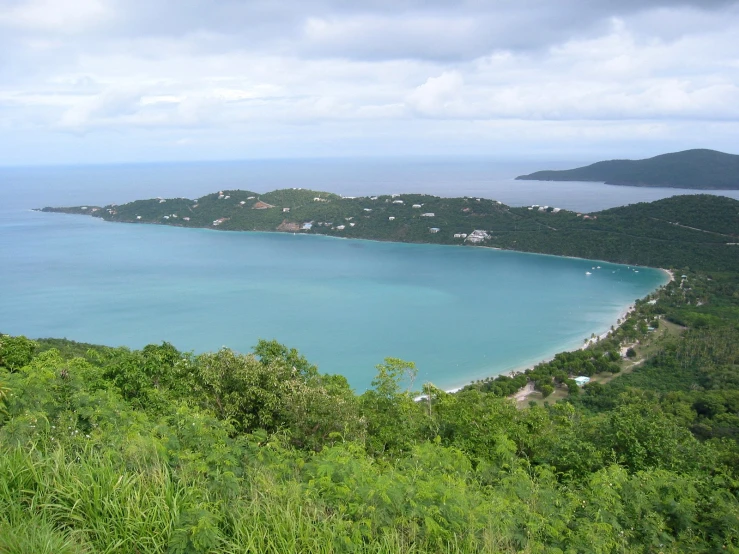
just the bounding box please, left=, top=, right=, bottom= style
left=42, top=189, right=739, bottom=272
left=515, top=148, right=739, bottom=189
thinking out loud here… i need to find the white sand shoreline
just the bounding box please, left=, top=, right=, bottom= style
left=442, top=267, right=673, bottom=394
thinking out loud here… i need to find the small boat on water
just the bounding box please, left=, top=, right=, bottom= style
left=586, top=271, right=592, bottom=275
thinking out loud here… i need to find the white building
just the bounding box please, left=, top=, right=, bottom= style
left=421, top=213, right=435, bottom=217
left=429, top=227, right=440, bottom=233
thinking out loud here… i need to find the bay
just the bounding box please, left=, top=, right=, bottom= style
left=0, top=206, right=666, bottom=391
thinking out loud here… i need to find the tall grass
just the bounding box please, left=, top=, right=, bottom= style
left=0, top=444, right=516, bottom=554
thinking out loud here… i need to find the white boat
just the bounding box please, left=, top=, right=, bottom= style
left=586, top=271, right=592, bottom=275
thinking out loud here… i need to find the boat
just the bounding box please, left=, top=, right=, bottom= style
left=585, top=271, right=592, bottom=275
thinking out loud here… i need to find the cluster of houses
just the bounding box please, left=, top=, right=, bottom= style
left=212, top=218, right=229, bottom=226
left=466, top=230, right=491, bottom=244
left=528, top=205, right=562, bottom=213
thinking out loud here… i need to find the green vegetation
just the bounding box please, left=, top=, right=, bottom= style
left=2, top=266, right=739, bottom=552
left=516, top=148, right=739, bottom=189
left=13, top=188, right=739, bottom=552
left=42, top=189, right=739, bottom=272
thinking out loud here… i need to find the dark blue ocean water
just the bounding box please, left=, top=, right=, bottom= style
left=0, top=158, right=711, bottom=390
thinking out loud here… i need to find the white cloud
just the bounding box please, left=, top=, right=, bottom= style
left=1, top=0, right=739, bottom=163
left=0, top=0, right=112, bottom=32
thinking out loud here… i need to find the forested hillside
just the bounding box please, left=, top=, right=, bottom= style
left=515, top=149, right=739, bottom=189
left=43, top=190, right=739, bottom=272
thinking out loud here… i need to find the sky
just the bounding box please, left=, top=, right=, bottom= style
left=1, top=0, right=738, bottom=165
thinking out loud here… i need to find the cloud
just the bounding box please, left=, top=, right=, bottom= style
left=0, top=0, right=111, bottom=32
left=0, top=0, right=739, bottom=163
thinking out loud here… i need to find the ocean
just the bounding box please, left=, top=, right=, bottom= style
left=0, top=158, right=719, bottom=390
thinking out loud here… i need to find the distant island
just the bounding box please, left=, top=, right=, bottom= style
left=41, top=189, right=739, bottom=272
left=515, top=149, right=739, bottom=189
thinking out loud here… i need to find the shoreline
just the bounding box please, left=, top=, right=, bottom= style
left=442, top=268, right=672, bottom=394
left=62, top=210, right=667, bottom=274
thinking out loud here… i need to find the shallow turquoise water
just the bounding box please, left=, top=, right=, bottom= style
left=0, top=208, right=666, bottom=391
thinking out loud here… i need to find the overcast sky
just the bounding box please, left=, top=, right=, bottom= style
left=1, top=0, right=738, bottom=165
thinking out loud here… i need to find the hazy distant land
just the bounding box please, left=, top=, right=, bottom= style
left=516, top=149, right=739, bottom=189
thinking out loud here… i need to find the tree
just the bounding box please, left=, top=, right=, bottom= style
left=0, top=335, right=38, bottom=371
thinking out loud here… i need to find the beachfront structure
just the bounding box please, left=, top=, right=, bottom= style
left=454, top=233, right=468, bottom=239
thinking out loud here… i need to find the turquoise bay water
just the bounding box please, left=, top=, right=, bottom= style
left=0, top=208, right=666, bottom=391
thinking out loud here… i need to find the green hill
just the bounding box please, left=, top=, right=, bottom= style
left=42, top=190, right=739, bottom=272
left=516, top=149, right=739, bottom=189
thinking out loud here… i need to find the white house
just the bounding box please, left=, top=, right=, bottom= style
left=336, top=225, right=345, bottom=230
left=429, top=227, right=440, bottom=233
left=421, top=213, right=435, bottom=217
left=574, top=376, right=591, bottom=386
left=412, top=204, right=423, bottom=208
left=388, top=216, right=396, bottom=221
